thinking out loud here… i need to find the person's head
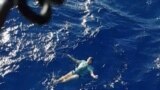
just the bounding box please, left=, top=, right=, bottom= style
left=87, top=57, right=93, bottom=64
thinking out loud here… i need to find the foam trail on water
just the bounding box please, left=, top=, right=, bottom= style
left=0, top=57, right=19, bottom=77
left=42, top=73, right=57, bottom=90
left=81, top=0, right=92, bottom=35
left=0, top=26, right=19, bottom=44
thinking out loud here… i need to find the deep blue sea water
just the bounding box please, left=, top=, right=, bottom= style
left=1, top=0, right=160, bottom=90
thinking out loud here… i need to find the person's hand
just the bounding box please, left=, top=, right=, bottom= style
left=67, top=54, right=71, bottom=57
left=93, top=75, right=98, bottom=79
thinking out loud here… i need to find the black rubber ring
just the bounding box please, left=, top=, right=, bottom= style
left=0, top=0, right=14, bottom=30
left=18, top=0, right=51, bottom=24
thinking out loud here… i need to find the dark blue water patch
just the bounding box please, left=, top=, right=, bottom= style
left=0, top=72, right=18, bottom=90
left=1, top=60, right=48, bottom=90
left=3, top=9, right=20, bottom=27
left=57, top=6, right=86, bottom=19
left=127, top=69, right=160, bottom=90
left=106, top=0, right=160, bottom=19
left=58, top=13, right=82, bottom=24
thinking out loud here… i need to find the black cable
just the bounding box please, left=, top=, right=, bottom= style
left=0, top=0, right=65, bottom=30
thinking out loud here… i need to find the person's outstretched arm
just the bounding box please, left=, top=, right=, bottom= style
left=90, top=71, right=98, bottom=79
left=88, top=66, right=98, bottom=79
left=67, top=54, right=81, bottom=64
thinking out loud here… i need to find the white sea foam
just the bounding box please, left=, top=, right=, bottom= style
left=0, top=57, right=19, bottom=77
left=81, top=0, right=91, bottom=34
left=108, top=74, right=127, bottom=89
left=154, top=57, right=160, bottom=69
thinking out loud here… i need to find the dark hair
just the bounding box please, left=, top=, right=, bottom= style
left=88, top=57, right=93, bottom=60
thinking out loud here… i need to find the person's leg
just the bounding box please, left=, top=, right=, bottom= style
left=56, top=71, right=73, bottom=83
left=61, top=74, right=79, bottom=83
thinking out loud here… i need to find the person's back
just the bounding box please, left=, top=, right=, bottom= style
left=73, top=60, right=93, bottom=76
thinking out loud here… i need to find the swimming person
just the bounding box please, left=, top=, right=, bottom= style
left=54, top=54, right=98, bottom=84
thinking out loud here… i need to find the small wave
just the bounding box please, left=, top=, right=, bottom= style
left=42, top=73, right=57, bottom=90
left=0, top=57, right=19, bottom=77
left=154, top=57, right=160, bottom=70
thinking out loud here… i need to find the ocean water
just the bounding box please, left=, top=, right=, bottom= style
left=0, top=0, right=160, bottom=90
